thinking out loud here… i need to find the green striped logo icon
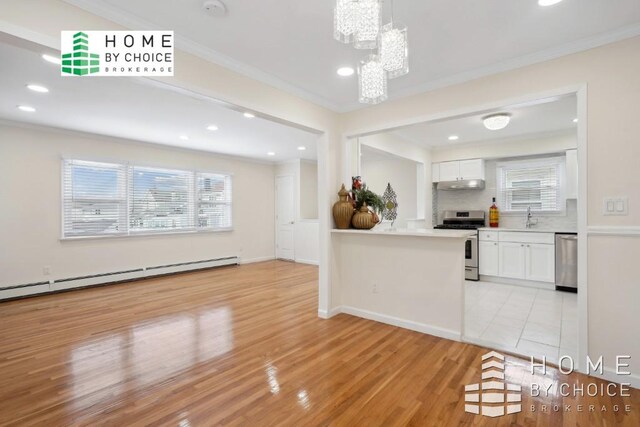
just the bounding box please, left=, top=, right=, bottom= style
left=61, top=32, right=100, bottom=75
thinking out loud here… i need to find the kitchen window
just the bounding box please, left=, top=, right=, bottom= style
left=496, top=157, right=566, bottom=214
left=62, top=159, right=233, bottom=238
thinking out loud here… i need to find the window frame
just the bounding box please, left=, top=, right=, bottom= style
left=61, top=158, right=233, bottom=240
left=495, top=156, right=567, bottom=216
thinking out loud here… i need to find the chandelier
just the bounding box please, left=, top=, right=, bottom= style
left=334, top=0, right=409, bottom=104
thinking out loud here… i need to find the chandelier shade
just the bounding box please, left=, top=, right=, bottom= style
left=353, top=0, right=382, bottom=49
left=380, top=22, right=408, bottom=78
left=334, top=0, right=357, bottom=43
left=358, top=54, right=388, bottom=105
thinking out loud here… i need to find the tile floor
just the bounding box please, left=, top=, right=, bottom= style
left=464, top=280, right=577, bottom=365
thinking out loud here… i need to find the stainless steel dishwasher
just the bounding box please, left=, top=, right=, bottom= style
left=555, top=233, right=578, bottom=292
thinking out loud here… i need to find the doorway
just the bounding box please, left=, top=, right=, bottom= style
left=275, top=175, right=296, bottom=260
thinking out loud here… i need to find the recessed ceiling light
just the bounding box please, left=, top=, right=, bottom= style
left=448, top=135, right=459, bottom=141
left=179, top=135, right=189, bottom=140
left=17, top=105, right=36, bottom=112
left=573, top=118, right=578, bottom=123
left=483, top=113, right=512, bottom=131
left=267, top=152, right=276, bottom=156
left=27, top=84, right=49, bottom=93
left=538, top=0, right=563, bottom=6
left=337, top=66, right=355, bottom=77
left=297, top=146, right=307, bottom=151
left=206, top=125, right=219, bottom=131
left=42, top=54, right=61, bottom=65
left=243, top=112, right=255, bottom=119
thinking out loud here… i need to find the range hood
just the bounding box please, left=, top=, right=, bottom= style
left=437, top=179, right=486, bottom=191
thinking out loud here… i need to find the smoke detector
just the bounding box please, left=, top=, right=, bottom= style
left=202, top=0, right=227, bottom=17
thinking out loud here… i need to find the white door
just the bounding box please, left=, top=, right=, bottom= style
left=479, top=241, right=499, bottom=276
left=459, top=159, right=485, bottom=180
left=438, top=161, right=460, bottom=181
left=498, top=242, right=526, bottom=279
left=525, top=243, right=555, bottom=283
left=275, top=175, right=295, bottom=260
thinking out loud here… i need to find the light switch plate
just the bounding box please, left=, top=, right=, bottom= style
left=603, top=197, right=628, bottom=215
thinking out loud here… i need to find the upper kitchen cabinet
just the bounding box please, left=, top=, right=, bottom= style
left=566, top=149, right=578, bottom=199
left=432, top=159, right=485, bottom=182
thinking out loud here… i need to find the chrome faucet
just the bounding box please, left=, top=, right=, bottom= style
left=525, top=206, right=538, bottom=229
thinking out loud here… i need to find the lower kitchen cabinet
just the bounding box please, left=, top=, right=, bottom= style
left=480, top=232, right=556, bottom=284
left=498, top=242, right=526, bottom=279
left=525, top=243, right=555, bottom=283
left=479, top=241, right=499, bottom=276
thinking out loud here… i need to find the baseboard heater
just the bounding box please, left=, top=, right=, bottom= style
left=0, top=256, right=239, bottom=301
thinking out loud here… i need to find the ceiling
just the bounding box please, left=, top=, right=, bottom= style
left=0, top=35, right=318, bottom=162
left=63, top=0, right=640, bottom=111
left=391, top=94, right=577, bottom=148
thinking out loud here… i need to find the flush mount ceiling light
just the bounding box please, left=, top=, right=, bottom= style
left=448, top=135, right=459, bottom=141
left=267, top=152, right=276, bottom=156
left=179, top=135, right=189, bottom=140
left=243, top=112, right=255, bottom=119
left=337, top=66, right=355, bottom=77
left=42, top=54, right=61, bottom=65
left=206, top=125, right=219, bottom=131
left=202, top=0, right=227, bottom=16
left=483, top=113, right=512, bottom=131
left=27, top=84, right=49, bottom=93
left=538, top=0, right=563, bottom=6
left=573, top=118, right=578, bottom=123
left=17, top=105, right=36, bottom=112
left=297, top=146, right=307, bottom=151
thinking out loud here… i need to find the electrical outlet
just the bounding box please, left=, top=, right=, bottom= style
left=372, top=283, right=379, bottom=294
left=43, top=266, right=51, bottom=276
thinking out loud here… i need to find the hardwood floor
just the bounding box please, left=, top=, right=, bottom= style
left=0, top=260, right=637, bottom=426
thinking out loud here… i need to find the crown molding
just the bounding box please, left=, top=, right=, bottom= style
left=61, top=1, right=640, bottom=114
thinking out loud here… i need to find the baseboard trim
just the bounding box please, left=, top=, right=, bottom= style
left=295, top=258, right=319, bottom=266
left=340, top=305, right=461, bottom=342
left=317, top=306, right=342, bottom=319
left=594, top=367, right=640, bottom=390
left=239, top=256, right=276, bottom=265
left=478, top=275, right=555, bottom=290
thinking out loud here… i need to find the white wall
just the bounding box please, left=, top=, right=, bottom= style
left=360, top=147, right=418, bottom=228
left=358, top=133, right=432, bottom=222
left=0, top=123, right=276, bottom=288
left=300, top=160, right=318, bottom=219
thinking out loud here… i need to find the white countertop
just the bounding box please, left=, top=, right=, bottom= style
left=478, top=227, right=577, bottom=234
left=331, top=228, right=475, bottom=239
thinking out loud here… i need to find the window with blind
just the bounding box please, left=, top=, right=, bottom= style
left=496, top=157, right=566, bottom=214
left=197, top=173, right=232, bottom=230
left=62, top=159, right=232, bottom=238
left=63, top=160, right=127, bottom=237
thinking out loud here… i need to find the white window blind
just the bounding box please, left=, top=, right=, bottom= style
left=197, top=173, right=232, bottom=229
left=63, top=160, right=127, bottom=237
left=496, top=157, right=565, bottom=213
left=130, top=166, right=195, bottom=232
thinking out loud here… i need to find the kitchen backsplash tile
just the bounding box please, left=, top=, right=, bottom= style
left=435, top=159, right=577, bottom=231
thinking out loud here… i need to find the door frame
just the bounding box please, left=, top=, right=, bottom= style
left=275, top=173, right=296, bottom=261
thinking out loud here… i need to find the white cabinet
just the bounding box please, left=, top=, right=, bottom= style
left=499, top=242, right=527, bottom=279
left=566, top=149, right=578, bottom=199
left=479, top=241, right=499, bottom=276
left=525, top=243, right=555, bottom=283
left=480, top=231, right=556, bottom=283
left=459, top=159, right=485, bottom=181
left=438, top=161, right=460, bottom=182
left=432, top=159, right=485, bottom=182
left=431, top=163, right=440, bottom=183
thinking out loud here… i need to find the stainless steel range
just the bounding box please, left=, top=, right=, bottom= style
left=434, top=210, right=486, bottom=281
